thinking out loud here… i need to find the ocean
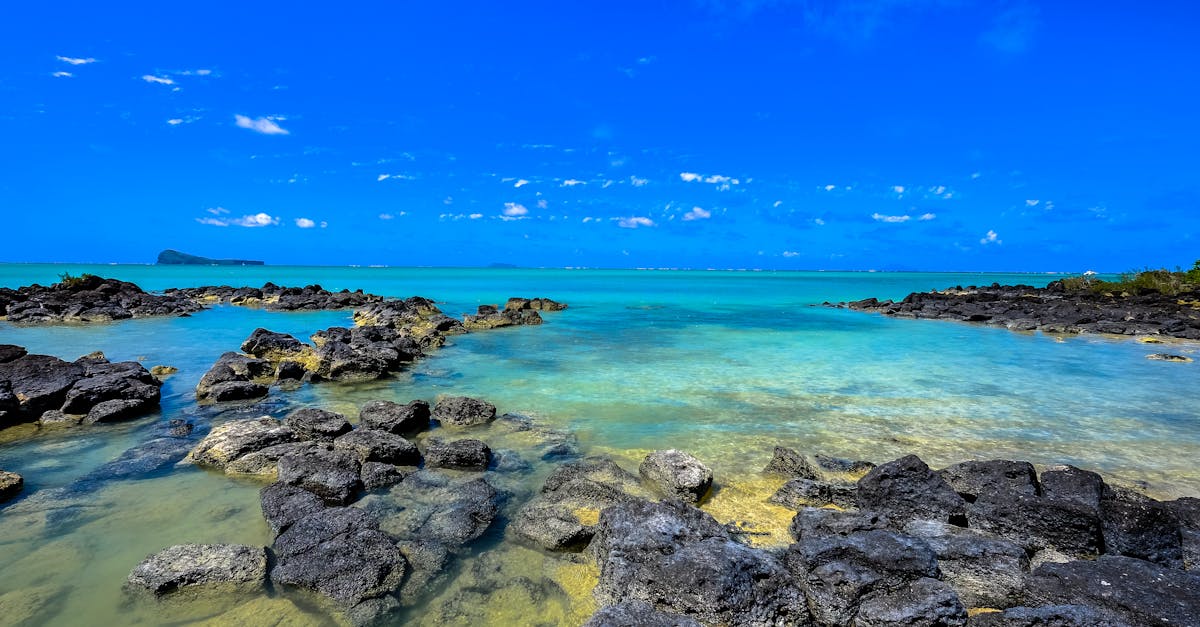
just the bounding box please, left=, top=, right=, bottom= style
left=1, top=264, right=1197, bottom=625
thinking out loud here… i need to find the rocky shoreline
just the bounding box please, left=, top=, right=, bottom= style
left=114, top=394, right=1199, bottom=626
left=837, top=280, right=1200, bottom=342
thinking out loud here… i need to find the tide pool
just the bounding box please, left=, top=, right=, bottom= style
left=0, top=265, right=1196, bottom=625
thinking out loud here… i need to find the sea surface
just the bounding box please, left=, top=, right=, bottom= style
left=1, top=264, right=1197, bottom=625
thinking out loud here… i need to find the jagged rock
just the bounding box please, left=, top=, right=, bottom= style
left=126, top=544, right=266, bottom=597
left=84, top=398, right=152, bottom=424
left=1099, top=487, right=1184, bottom=568
left=770, top=477, right=857, bottom=510
left=150, top=365, right=178, bottom=379
left=274, top=361, right=306, bottom=382
left=584, top=601, right=701, bottom=627
left=968, top=490, right=1103, bottom=558
left=360, top=462, right=414, bottom=491
left=590, top=499, right=806, bottom=626
left=225, top=442, right=321, bottom=477
left=938, top=459, right=1039, bottom=501
left=788, top=507, right=890, bottom=542
left=195, top=352, right=273, bottom=403
left=185, top=417, right=297, bottom=468
left=0, top=354, right=85, bottom=419
left=333, top=429, right=420, bottom=466
left=1040, top=465, right=1106, bottom=510
left=240, top=328, right=310, bottom=362
left=361, top=471, right=501, bottom=547
left=763, top=446, right=820, bottom=479
left=0, top=470, right=23, bottom=503
left=0, top=344, right=28, bottom=363
left=423, top=437, right=491, bottom=471
left=1028, top=555, right=1200, bottom=626
left=639, top=449, right=713, bottom=504
left=260, top=482, right=326, bottom=537
left=431, top=396, right=496, bottom=427
left=813, top=454, right=876, bottom=478
left=504, top=297, right=568, bottom=312
left=271, top=507, right=406, bottom=623
left=853, top=577, right=967, bottom=627
left=0, top=380, right=17, bottom=425
left=511, top=457, right=644, bottom=551
left=784, top=528, right=942, bottom=626
left=856, top=454, right=967, bottom=526
left=1, top=275, right=204, bottom=325
left=902, top=519, right=1029, bottom=608
left=38, top=409, right=80, bottom=428
left=283, top=408, right=352, bottom=440
left=358, top=399, right=430, bottom=436
left=276, top=447, right=363, bottom=506
left=969, top=604, right=1124, bottom=627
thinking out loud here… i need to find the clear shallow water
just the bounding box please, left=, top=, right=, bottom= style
left=1, top=264, right=1197, bottom=625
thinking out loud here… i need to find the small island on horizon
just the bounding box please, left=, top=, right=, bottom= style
left=156, top=249, right=265, bottom=266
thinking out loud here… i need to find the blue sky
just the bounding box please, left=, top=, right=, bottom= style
left=1, top=1, right=1197, bottom=271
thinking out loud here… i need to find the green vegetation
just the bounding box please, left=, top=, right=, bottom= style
left=1060, top=260, right=1200, bottom=296
left=55, top=272, right=100, bottom=290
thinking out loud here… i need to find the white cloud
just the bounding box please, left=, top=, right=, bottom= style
left=971, top=172, right=982, bottom=179
left=469, top=213, right=483, bottom=220
left=773, top=200, right=783, bottom=208
left=378, top=213, right=394, bottom=220
left=195, top=217, right=228, bottom=227
left=980, top=230, right=1001, bottom=245
left=630, top=176, right=648, bottom=187
left=167, top=118, right=183, bottom=125
left=892, top=185, right=906, bottom=194
left=679, top=172, right=702, bottom=182
left=142, top=74, right=175, bottom=85
left=1025, top=199, right=1039, bottom=207
left=582, top=216, right=594, bottom=223
left=230, top=212, right=279, bottom=227
left=682, top=206, right=712, bottom=221
left=782, top=251, right=800, bottom=258
left=377, top=174, right=390, bottom=182
left=52, top=71, right=73, bottom=78
left=377, top=173, right=412, bottom=182
left=234, top=114, right=289, bottom=135
left=537, top=199, right=549, bottom=209
left=918, top=213, right=937, bottom=221
left=206, top=207, right=229, bottom=215
left=57, top=56, right=95, bottom=65
left=618, top=216, right=655, bottom=229
left=514, top=179, right=529, bottom=188
left=823, top=184, right=836, bottom=191
left=295, top=217, right=316, bottom=228
left=502, top=202, right=528, bottom=217
left=872, top=213, right=911, bottom=223
left=561, top=179, right=586, bottom=187
left=814, top=218, right=826, bottom=226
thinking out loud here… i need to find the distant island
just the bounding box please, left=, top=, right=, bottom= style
left=156, top=249, right=264, bottom=266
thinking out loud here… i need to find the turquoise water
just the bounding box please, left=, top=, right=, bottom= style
left=1, top=264, right=1197, bottom=624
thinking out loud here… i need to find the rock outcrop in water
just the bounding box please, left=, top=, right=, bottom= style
left=0, top=470, right=22, bottom=503
left=167, top=283, right=385, bottom=311
left=461, top=296, right=566, bottom=331
left=838, top=280, right=1200, bottom=340
left=0, top=347, right=162, bottom=428
left=0, top=275, right=204, bottom=324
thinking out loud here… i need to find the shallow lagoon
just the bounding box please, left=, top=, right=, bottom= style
left=1, top=266, right=1197, bottom=625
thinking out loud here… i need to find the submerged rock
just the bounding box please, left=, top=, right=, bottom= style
left=638, top=449, right=713, bottom=504
left=260, top=482, right=326, bottom=537
left=126, top=544, right=267, bottom=597
left=770, top=477, right=857, bottom=510
left=584, top=601, right=701, bottom=627
left=0, top=350, right=162, bottom=426
left=423, top=437, right=491, bottom=471
left=283, top=408, right=353, bottom=441
left=361, top=471, right=501, bottom=547
left=511, top=456, right=644, bottom=551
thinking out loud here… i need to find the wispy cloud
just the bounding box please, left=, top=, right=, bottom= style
left=379, top=213, right=394, bottom=220
left=57, top=56, right=95, bottom=65
left=196, top=212, right=280, bottom=227
left=514, top=179, right=529, bottom=188
left=469, top=213, right=483, bottom=220
left=295, top=218, right=316, bottom=228
left=142, top=74, right=175, bottom=85
left=980, top=229, right=1002, bottom=245
left=234, top=114, right=289, bottom=135
left=377, top=173, right=413, bottom=182
left=872, top=213, right=911, bottom=223
left=782, top=251, right=800, bottom=258
left=918, top=213, right=937, bottom=221
left=502, top=202, right=528, bottom=217
left=52, top=71, right=73, bottom=78
left=682, top=206, right=712, bottom=221
left=617, top=216, right=655, bottom=229
left=630, top=176, right=648, bottom=187
left=206, top=207, right=229, bottom=215
left=679, top=172, right=702, bottom=183
left=561, top=179, right=586, bottom=187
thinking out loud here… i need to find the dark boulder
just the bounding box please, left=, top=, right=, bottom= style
left=511, top=456, right=645, bottom=552
left=0, top=344, right=27, bottom=363
left=1040, top=465, right=1106, bottom=510
left=590, top=499, right=806, bottom=626
left=84, top=398, right=152, bottom=424
left=271, top=507, right=406, bottom=623
left=784, top=528, right=942, bottom=626
left=185, top=417, right=297, bottom=468
left=431, top=396, right=497, bottom=427
left=639, top=449, right=713, bottom=504
left=856, top=455, right=967, bottom=526
left=125, top=543, right=266, bottom=597
left=1100, top=487, right=1184, bottom=568
left=60, top=360, right=161, bottom=415
left=938, top=459, right=1039, bottom=502
left=276, top=447, right=363, bottom=506
left=770, top=477, right=857, bottom=510
left=195, top=352, right=273, bottom=403
left=0, top=380, right=16, bottom=426
left=1028, top=555, right=1200, bottom=626
left=853, top=578, right=967, bottom=627
left=423, top=437, right=491, bottom=471
left=762, top=446, right=820, bottom=480
left=260, top=482, right=326, bottom=537
left=360, top=462, right=414, bottom=491
left=395, top=540, right=453, bottom=607
left=969, top=604, right=1124, bottom=627
left=224, top=441, right=322, bottom=477
left=333, top=429, right=420, bottom=466
left=902, top=519, right=1029, bottom=608
left=358, top=399, right=430, bottom=436
left=788, top=507, right=890, bottom=542
left=239, top=328, right=309, bottom=360
left=968, top=490, right=1104, bottom=558
left=0, top=354, right=85, bottom=418
left=283, top=408, right=352, bottom=440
